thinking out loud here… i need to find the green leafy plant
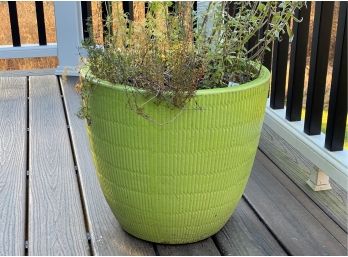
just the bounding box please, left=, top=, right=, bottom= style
left=78, top=1, right=305, bottom=122
left=196, top=1, right=304, bottom=88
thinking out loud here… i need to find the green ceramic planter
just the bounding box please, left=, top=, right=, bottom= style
left=82, top=66, right=270, bottom=244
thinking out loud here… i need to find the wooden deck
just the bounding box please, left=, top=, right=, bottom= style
left=0, top=74, right=347, bottom=256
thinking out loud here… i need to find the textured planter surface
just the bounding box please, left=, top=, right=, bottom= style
left=83, top=66, right=270, bottom=244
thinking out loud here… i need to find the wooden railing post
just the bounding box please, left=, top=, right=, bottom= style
left=54, top=1, right=84, bottom=76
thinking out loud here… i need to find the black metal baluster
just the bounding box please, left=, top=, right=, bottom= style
left=145, top=2, right=149, bottom=15
left=193, top=1, right=197, bottom=12
left=325, top=2, right=347, bottom=151
left=123, top=1, right=133, bottom=20
left=168, top=1, right=176, bottom=14
left=81, top=1, right=92, bottom=40
left=260, top=7, right=273, bottom=71
left=35, top=1, right=47, bottom=45
left=192, top=2, right=197, bottom=31
left=304, top=2, right=334, bottom=135
left=228, top=2, right=239, bottom=17
left=8, top=1, right=21, bottom=47
left=247, top=34, right=258, bottom=58
left=286, top=3, right=311, bottom=121
left=245, top=2, right=258, bottom=57
left=262, top=43, right=272, bottom=71
left=261, top=14, right=273, bottom=71
left=270, top=31, right=289, bottom=109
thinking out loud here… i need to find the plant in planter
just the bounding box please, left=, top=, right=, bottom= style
left=78, top=1, right=304, bottom=244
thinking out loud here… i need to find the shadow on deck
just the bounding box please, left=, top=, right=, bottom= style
left=0, top=74, right=347, bottom=256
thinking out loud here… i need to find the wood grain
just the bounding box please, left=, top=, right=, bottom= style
left=259, top=123, right=347, bottom=232
left=28, top=75, right=89, bottom=255
left=111, top=2, right=126, bottom=48
left=60, top=77, right=155, bottom=255
left=132, top=2, right=145, bottom=22
left=0, top=77, right=27, bottom=255
left=214, top=198, right=287, bottom=256
left=178, top=2, right=194, bottom=43
left=156, top=238, right=220, bottom=256
left=256, top=150, right=347, bottom=248
left=244, top=153, right=347, bottom=255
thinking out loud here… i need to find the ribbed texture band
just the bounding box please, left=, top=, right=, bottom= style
left=86, top=67, right=270, bottom=244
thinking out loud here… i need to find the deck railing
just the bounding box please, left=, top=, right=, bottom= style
left=0, top=1, right=347, bottom=189
left=0, top=1, right=57, bottom=59
left=260, top=1, right=347, bottom=190
left=0, top=1, right=83, bottom=74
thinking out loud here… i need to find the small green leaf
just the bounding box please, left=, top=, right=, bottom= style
left=257, top=3, right=266, bottom=12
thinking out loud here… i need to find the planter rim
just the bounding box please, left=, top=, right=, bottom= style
left=80, top=64, right=270, bottom=96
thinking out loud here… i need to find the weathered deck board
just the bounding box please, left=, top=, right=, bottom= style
left=214, top=198, right=287, bottom=256
left=0, top=77, right=27, bottom=256
left=244, top=153, right=347, bottom=255
left=156, top=238, right=220, bottom=256
left=28, top=76, right=89, bottom=255
left=60, top=77, right=156, bottom=255
left=255, top=150, right=347, bottom=248
left=259, top=123, right=347, bottom=232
